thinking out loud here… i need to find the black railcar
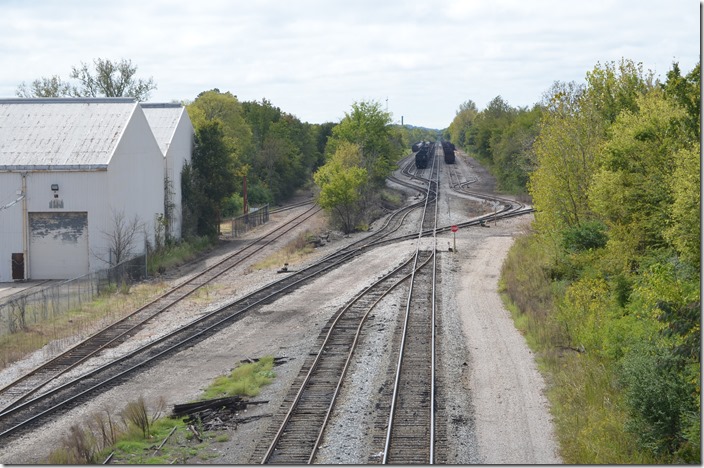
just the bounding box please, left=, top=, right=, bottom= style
left=442, top=141, right=456, bottom=164
left=415, top=143, right=429, bottom=169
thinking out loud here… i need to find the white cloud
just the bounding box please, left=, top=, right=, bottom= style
left=0, top=0, right=698, bottom=128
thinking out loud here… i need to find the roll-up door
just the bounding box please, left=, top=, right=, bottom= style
left=29, top=212, right=89, bottom=279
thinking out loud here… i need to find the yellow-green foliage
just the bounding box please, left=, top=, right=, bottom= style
left=505, top=59, right=700, bottom=464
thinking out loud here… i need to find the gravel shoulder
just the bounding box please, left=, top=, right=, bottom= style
left=0, top=158, right=562, bottom=464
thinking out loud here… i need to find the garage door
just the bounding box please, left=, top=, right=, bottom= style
left=29, top=212, right=89, bottom=280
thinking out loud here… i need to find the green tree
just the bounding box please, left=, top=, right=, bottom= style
left=184, top=120, right=238, bottom=237
left=241, top=99, right=323, bottom=204
left=447, top=100, right=479, bottom=147
left=328, top=100, right=399, bottom=185
left=314, top=142, right=368, bottom=233
left=187, top=89, right=252, bottom=165
left=467, top=95, right=515, bottom=164
left=491, top=104, right=542, bottom=192
left=589, top=89, right=685, bottom=267
left=584, top=59, right=656, bottom=124
left=662, top=62, right=700, bottom=143
left=528, top=81, right=603, bottom=240
left=17, top=58, right=156, bottom=100
left=664, top=143, right=700, bottom=269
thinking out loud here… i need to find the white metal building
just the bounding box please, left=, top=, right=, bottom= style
left=141, top=103, right=193, bottom=241
left=0, top=98, right=192, bottom=281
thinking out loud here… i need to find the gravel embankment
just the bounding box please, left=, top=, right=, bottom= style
left=0, top=155, right=561, bottom=464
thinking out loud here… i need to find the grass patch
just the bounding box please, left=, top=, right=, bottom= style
left=46, top=356, right=276, bottom=464
left=0, top=281, right=169, bottom=370
left=1, top=236, right=215, bottom=370
left=148, top=236, right=213, bottom=275
left=251, top=215, right=328, bottom=271
left=202, top=356, right=275, bottom=399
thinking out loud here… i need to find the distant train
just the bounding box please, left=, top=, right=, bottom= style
left=414, top=141, right=431, bottom=169
left=441, top=141, right=455, bottom=164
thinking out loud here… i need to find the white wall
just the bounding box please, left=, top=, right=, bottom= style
left=164, top=109, right=193, bottom=240
left=0, top=170, right=109, bottom=281
left=0, top=105, right=166, bottom=281
left=0, top=172, right=27, bottom=281
left=103, top=106, right=165, bottom=268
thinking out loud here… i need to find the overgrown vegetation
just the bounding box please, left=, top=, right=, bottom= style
left=445, top=96, right=541, bottom=194
left=313, top=100, right=405, bottom=233
left=499, top=59, right=700, bottom=464
left=147, top=235, right=212, bottom=275
left=46, top=357, right=275, bottom=464
left=182, top=90, right=331, bottom=238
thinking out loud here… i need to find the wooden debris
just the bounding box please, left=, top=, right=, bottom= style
left=152, top=426, right=178, bottom=456
left=171, top=396, right=270, bottom=432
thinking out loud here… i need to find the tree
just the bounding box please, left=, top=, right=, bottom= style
left=94, top=208, right=144, bottom=266
left=328, top=100, right=398, bottom=185
left=314, top=142, right=368, bottom=233
left=662, top=61, right=700, bottom=143
left=241, top=99, right=325, bottom=204
left=17, top=58, right=156, bottom=101
left=584, top=59, right=656, bottom=124
left=589, top=89, right=685, bottom=266
left=447, top=100, right=479, bottom=147
left=528, top=81, right=603, bottom=240
left=187, top=89, right=252, bottom=157
left=467, top=95, right=516, bottom=164
left=183, top=120, right=238, bottom=237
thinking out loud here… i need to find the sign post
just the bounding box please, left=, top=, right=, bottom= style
left=451, top=225, right=458, bottom=252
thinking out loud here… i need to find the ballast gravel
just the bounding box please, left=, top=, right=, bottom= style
left=0, top=155, right=561, bottom=464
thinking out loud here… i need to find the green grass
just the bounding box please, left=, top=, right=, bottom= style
left=148, top=236, right=213, bottom=275
left=46, top=356, right=277, bottom=464
left=202, top=356, right=275, bottom=399
left=499, top=232, right=659, bottom=464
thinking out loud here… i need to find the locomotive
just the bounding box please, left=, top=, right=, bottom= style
left=441, top=141, right=455, bottom=164
left=414, top=141, right=430, bottom=169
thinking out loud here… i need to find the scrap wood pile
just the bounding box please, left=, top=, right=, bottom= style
left=171, top=395, right=270, bottom=433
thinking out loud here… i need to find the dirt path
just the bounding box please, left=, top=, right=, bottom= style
left=457, top=230, right=562, bottom=463
left=0, top=165, right=563, bottom=463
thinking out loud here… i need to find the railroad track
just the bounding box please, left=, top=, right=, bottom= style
left=252, top=149, right=442, bottom=464
left=0, top=204, right=322, bottom=414
left=254, top=253, right=428, bottom=464
left=381, top=143, right=440, bottom=464
left=0, top=140, right=534, bottom=456
left=0, top=179, right=438, bottom=445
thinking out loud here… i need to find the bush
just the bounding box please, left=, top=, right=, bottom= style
left=561, top=220, right=608, bottom=252
left=620, top=345, right=698, bottom=461
left=221, top=192, right=244, bottom=218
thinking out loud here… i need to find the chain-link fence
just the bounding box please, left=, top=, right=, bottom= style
left=0, top=254, right=147, bottom=337
left=219, top=205, right=270, bottom=239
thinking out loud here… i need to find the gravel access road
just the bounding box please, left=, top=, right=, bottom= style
left=0, top=155, right=561, bottom=464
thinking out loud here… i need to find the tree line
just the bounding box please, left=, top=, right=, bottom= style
left=18, top=57, right=700, bottom=462
left=448, top=59, right=700, bottom=463
left=15, top=58, right=414, bottom=238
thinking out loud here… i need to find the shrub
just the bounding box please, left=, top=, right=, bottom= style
left=561, top=220, right=608, bottom=252
left=620, top=345, right=698, bottom=461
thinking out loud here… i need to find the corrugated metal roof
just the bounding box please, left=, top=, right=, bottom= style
left=141, top=103, right=184, bottom=156
left=0, top=98, right=138, bottom=170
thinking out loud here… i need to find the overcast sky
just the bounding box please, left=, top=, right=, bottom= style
left=1, top=0, right=699, bottom=129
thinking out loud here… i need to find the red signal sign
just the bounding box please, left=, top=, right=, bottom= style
left=451, top=225, right=458, bottom=233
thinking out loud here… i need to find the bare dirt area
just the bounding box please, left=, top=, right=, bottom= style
left=0, top=154, right=561, bottom=464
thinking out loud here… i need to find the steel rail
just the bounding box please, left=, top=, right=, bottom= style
left=382, top=141, right=441, bottom=464
left=0, top=204, right=321, bottom=413
left=258, top=253, right=433, bottom=464
left=0, top=183, right=444, bottom=442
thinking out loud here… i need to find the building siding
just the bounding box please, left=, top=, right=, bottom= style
left=0, top=99, right=173, bottom=281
